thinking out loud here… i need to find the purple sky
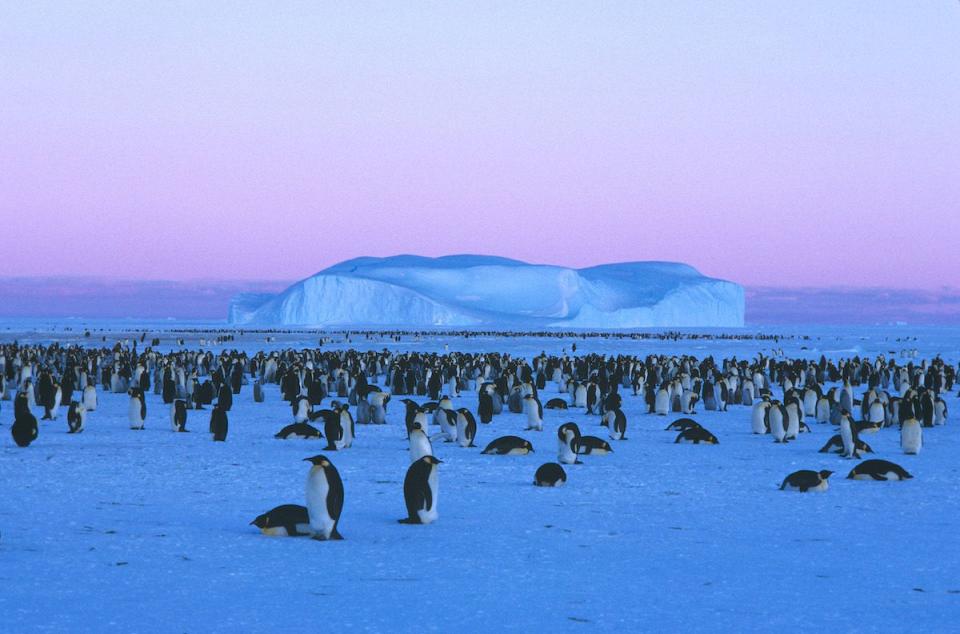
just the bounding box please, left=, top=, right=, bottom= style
left=1, top=3, right=958, bottom=288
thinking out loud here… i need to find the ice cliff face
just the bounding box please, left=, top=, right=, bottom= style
left=228, top=255, right=744, bottom=328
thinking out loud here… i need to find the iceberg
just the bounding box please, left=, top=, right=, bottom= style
left=227, top=255, right=744, bottom=328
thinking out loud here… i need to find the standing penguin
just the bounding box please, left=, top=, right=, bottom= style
left=408, top=422, right=433, bottom=462
left=337, top=405, right=355, bottom=449
left=456, top=408, right=477, bottom=448
left=839, top=411, right=860, bottom=459
left=303, top=455, right=345, bottom=540
left=171, top=399, right=188, bottom=432
left=604, top=408, right=627, bottom=440
left=900, top=414, right=923, bottom=455
left=768, top=401, right=787, bottom=443
left=210, top=406, right=228, bottom=441
left=11, top=392, right=38, bottom=447
left=654, top=385, right=670, bottom=415
left=253, top=380, right=265, bottom=403
left=128, top=388, right=146, bottom=430
left=523, top=394, right=543, bottom=431
left=478, top=388, right=493, bottom=424
left=399, top=455, right=442, bottom=525
left=751, top=398, right=771, bottom=434
left=557, top=422, right=582, bottom=465
left=67, top=401, right=86, bottom=433
left=82, top=381, right=98, bottom=412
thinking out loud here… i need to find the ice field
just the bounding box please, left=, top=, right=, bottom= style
left=2, top=323, right=959, bottom=632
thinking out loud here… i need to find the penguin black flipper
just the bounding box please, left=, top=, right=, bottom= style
left=325, top=467, right=345, bottom=537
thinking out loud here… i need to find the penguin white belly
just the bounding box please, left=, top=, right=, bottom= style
left=783, top=480, right=828, bottom=492
left=51, top=389, right=62, bottom=418
left=83, top=385, right=97, bottom=412
left=294, top=402, right=308, bottom=423
left=306, top=471, right=335, bottom=537
left=128, top=399, right=143, bottom=428
left=770, top=412, right=785, bottom=442
left=574, top=386, right=587, bottom=408
left=654, top=391, right=669, bottom=415
left=901, top=423, right=922, bottom=455
left=557, top=440, right=577, bottom=464
left=785, top=410, right=800, bottom=439
left=751, top=406, right=767, bottom=434
left=338, top=414, right=353, bottom=448
left=803, top=393, right=817, bottom=417
left=839, top=422, right=855, bottom=456
left=409, top=433, right=433, bottom=462
left=524, top=405, right=542, bottom=430
left=417, top=470, right=439, bottom=524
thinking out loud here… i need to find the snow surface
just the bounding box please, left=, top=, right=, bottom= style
left=2, top=324, right=960, bottom=632
left=228, top=255, right=745, bottom=328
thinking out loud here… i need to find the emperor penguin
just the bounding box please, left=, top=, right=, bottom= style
left=399, top=455, right=442, bottom=525
left=768, top=401, right=787, bottom=443
left=534, top=463, right=567, bottom=487
left=900, top=415, right=923, bottom=455
left=680, top=390, right=699, bottom=415
left=408, top=422, right=434, bottom=462
left=604, top=408, right=627, bottom=440
left=434, top=395, right=454, bottom=426
left=48, top=380, right=62, bottom=420
left=128, top=388, right=146, bottom=430
left=369, top=390, right=390, bottom=424
left=478, top=387, right=494, bottom=424
left=293, top=396, right=311, bottom=424
left=171, top=399, right=188, bottom=432
left=253, top=380, right=265, bottom=403
left=337, top=405, right=354, bottom=449
left=846, top=459, right=913, bottom=481
left=654, top=385, right=670, bottom=416
left=815, top=395, right=831, bottom=423
left=573, top=382, right=587, bottom=408
left=210, top=406, right=228, bottom=441
left=82, top=382, right=98, bottom=412
left=437, top=409, right=458, bottom=443
left=838, top=411, right=860, bottom=459
left=784, top=399, right=802, bottom=441
left=24, top=378, right=36, bottom=408
left=11, top=392, right=38, bottom=447
left=934, top=397, right=947, bottom=426
left=523, top=394, right=543, bottom=431
left=751, top=398, right=771, bottom=434
left=67, top=400, right=86, bottom=433
left=304, top=455, right=345, bottom=539
left=481, top=436, right=534, bottom=455
left=780, top=470, right=833, bottom=492
left=456, top=408, right=477, bottom=447
left=250, top=504, right=311, bottom=537
left=802, top=388, right=820, bottom=417
left=557, top=422, right=582, bottom=465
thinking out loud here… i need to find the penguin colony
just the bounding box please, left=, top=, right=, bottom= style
left=3, top=335, right=953, bottom=541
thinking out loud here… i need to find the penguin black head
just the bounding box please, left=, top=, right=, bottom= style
left=525, top=440, right=535, bottom=452
left=304, top=455, right=332, bottom=467
left=818, top=470, right=834, bottom=480
left=421, top=455, right=443, bottom=465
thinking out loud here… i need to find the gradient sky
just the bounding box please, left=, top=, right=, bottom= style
left=1, top=2, right=958, bottom=287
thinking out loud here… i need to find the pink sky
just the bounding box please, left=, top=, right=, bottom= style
left=1, top=3, right=958, bottom=288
